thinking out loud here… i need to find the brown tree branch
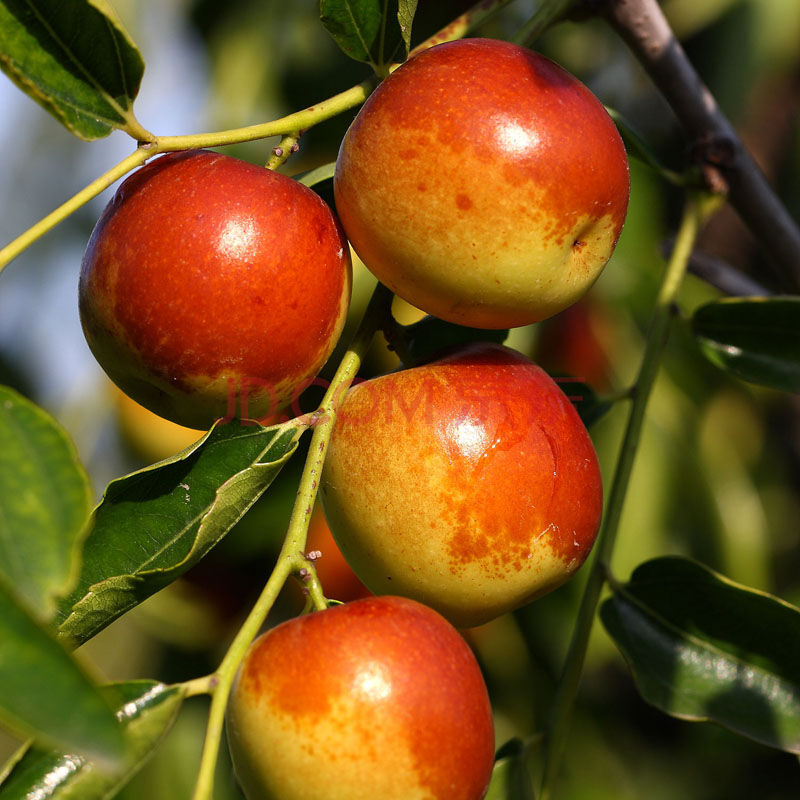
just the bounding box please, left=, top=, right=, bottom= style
left=584, top=0, right=800, bottom=291
left=659, top=240, right=772, bottom=296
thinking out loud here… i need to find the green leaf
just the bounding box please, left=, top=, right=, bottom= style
left=0, top=577, right=125, bottom=767
left=601, top=556, right=800, bottom=754
left=691, top=296, right=800, bottom=392
left=390, top=316, right=509, bottom=367
left=551, top=377, right=611, bottom=428
left=0, top=0, right=149, bottom=140
left=295, top=161, right=335, bottom=188
left=485, top=739, right=536, bottom=800
left=320, top=0, right=381, bottom=63
left=605, top=107, right=685, bottom=186
left=397, top=0, right=418, bottom=54
left=0, top=386, right=92, bottom=619
left=320, top=0, right=410, bottom=68
left=57, top=419, right=304, bottom=646
left=0, top=681, right=185, bottom=800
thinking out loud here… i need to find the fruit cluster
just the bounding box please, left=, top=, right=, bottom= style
left=79, top=39, right=628, bottom=800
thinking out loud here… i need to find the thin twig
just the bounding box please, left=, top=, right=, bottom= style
left=538, top=192, right=720, bottom=800
left=189, top=283, right=393, bottom=800
left=661, top=241, right=772, bottom=297
left=590, top=0, right=800, bottom=291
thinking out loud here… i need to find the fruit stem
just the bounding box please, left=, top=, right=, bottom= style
left=266, top=132, right=301, bottom=170
left=537, top=191, right=721, bottom=800
left=189, top=282, right=393, bottom=800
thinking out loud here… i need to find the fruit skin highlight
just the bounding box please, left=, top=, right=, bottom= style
left=334, top=38, right=629, bottom=329
left=79, top=150, right=351, bottom=429
left=226, top=595, right=495, bottom=800
left=321, top=343, right=603, bottom=628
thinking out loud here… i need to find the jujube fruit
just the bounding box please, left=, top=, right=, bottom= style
left=320, top=343, right=603, bottom=628
left=334, top=38, right=629, bottom=329
left=226, top=595, right=495, bottom=800
left=79, top=149, right=351, bottom=429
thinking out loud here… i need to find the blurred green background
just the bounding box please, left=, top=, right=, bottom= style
left=1, top=0, right=799, bottom=797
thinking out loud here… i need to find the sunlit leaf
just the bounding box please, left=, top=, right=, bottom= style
left=0, top=386, right=92, bottom=619
left=397, top=0, right=418, bottom=53
left=0, top=577, right=125, bottom=767
left=0, top=0, right=148, bottom=140
left=0, top=681, right=185, bottom=799
left=57, top=420, right=304, bottom=646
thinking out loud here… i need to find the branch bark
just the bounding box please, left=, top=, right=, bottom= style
left=589, top=0, right=800, bottom=291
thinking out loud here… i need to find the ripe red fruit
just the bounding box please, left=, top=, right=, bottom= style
left=320, top=343, right=603, bottom=628
left=335, top=38, right=629, bottom=329
left=79, top=150, right=351, bottom=429
left=226, top=596, right=495, bottom=800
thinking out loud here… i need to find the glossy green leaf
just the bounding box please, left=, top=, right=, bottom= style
left=0, top=577, right=125, bottom=767
left=485, top=739, right=535, bottom=800
left=390, top=316, right=509, bottom=367
left=56, top=420, right=304, bottom=646
left=691, top=296, right=800, bottom=392
left=0, top=681, right=185, bottom=799
left=601, top=556, right=800, bottom=753
left=0, top=386, right=92, bottom=619
left=0, top=0, right=148, bottom=140
left=320, top=0, right=410, bottom=67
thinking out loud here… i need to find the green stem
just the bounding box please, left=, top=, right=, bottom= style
left=180, top=675, right=217, bottom=698
left=0, top=79, right=372, bottom=275
left=265, top=132, right=301, bottom=170
left=0, top=148, right=150, bottom=274
left=538, top=193, right=719, bottom=800
left=156, top=80, right=374, bottom=152
left=189, top=283, right=393, bottom=800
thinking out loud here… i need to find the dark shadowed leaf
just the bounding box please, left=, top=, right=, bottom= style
left=0, top=386, right=92, bottom=620
left=691, top=296, right=800, bottom=392
left=601, top=556, right=800, bottom=753
left=485, top=739, right=536, bottom=800
left=0, top=0, right=148, bottom=140
left=0, top=577, right=125, bottom=767
left=391, top=316, right=509, bottom=367
left=56, top=419, right=304, bottom=646
left=0, top=681, right=184, bottom=800
left=551, top=377, right=611, bottom=428
left=606, top=107, right=684, bottom=186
